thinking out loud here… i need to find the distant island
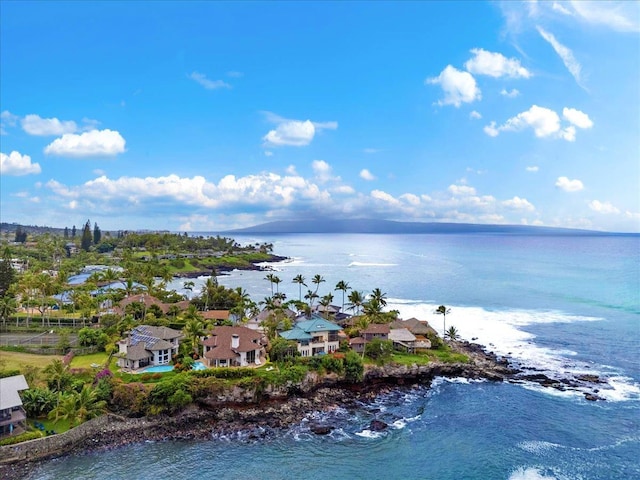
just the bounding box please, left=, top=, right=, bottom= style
left=223, top=219, right=633, bottom=236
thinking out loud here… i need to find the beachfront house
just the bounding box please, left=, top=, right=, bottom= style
left=0, top=374, right=29, bottom=438
left=389, top=328, right=417, bottom=353
left=117, top=325, right=182, bottom=371
left=279, top=314, right=341, bottom=357
left=201, top=325, right=265, bottom=367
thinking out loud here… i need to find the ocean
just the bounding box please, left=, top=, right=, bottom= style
left=28, top=234, right=640, bottom=480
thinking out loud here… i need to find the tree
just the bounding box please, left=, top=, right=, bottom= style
left=445, top=325, right=460, bottom=342
left=435, top=305, right=451, bottom=338
left=0, top=295, right=17, bottom=328
left=64, top=227, right=69, bottom=239
left=0, top=248, right=15, bottom=296
left=48, top=385, right=106, bottom=427
left=182, top=318, right=206, bottom=356
left=14, top=226, right=27, bottom=243
left=43, top=359, right=72, bottom=393
left=371, top=288, right=387, bottom=307
left=93, top=222, right=102, bottom=245
left=344, top=351, right=364, bottom=383
left=292, top=274, right=306, bottom=302
left=264, top=273, right=276, bottom=296
left=71, top=225, right=76, bottom=238
left=347, top=290, right=365, bottom=315
left=334, top=280, right=351, bottom=312
left=81, top=220, right=92, bottom=252
left=319, top=293, right=334, bottom=319
left=365, top=338, right=394, bottom=363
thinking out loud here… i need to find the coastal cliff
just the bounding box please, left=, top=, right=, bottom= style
left=0, top=342, right=514, bottom=478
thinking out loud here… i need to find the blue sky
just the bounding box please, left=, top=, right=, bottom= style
left=1, top=1, right=639, bottom=233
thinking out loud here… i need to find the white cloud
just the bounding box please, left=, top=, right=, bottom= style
left=285, top=165, right=297, bottom=175
left=188, top=71, right=231, bottom=90
left=555, top=176, right=584, bottom=192
left=448, top=184, right=477, bottom=196
left=470, top=110, right=482, bottom=119
left=536, top=26, right=585, bottom=88
left=22, top=114, right=78, bottom=136
left=1, top=110, right=18, bottom=134
left=363, top=148, right=379, bottom=154
left=500, top=88, right=520, bottom=98
left=426, top=65, right=481, bottom=107
left=360, top=169, right=376, bottom=181
left=569, top=1, right=640, bottom=32
left=526, top=165, right=539, bottom=172
left=0, top=150, right=41, bottom=176
left=502, top=196, right=535, bottom=211
left=44, top=129, right=126, bottom=157
left=589, top=200, right=620, bottom=214
left=264, top=151, right=274, bottom=157
left=562, top=107, right=593, bottom=129
left=400, top=193, right=421, bottom=206
left=464, top=48, right=531, bottom=78
left=486, top=105, right=591, bottom=142
left=370, top=189, right=401, bottom=206
left=262, top=112, right=338, bottom=147
left=552, top=2, right=572, bottom=16
left=312, top=160, right=333, bottom=183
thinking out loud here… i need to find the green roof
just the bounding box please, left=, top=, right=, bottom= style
left=294, top=315, right=342, bottom=333
left=279, top=328, right=312, bottom=341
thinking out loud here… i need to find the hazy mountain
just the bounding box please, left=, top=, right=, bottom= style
left=224, top=219, right=623, bottom=236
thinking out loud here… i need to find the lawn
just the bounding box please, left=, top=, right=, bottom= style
left=0, top=350, right=62, bottom=372
left=29, top=416, right=72, bottom=434
left=69, top=352, right=111, bottom=369
left=390, top=348, right=469, bottom=366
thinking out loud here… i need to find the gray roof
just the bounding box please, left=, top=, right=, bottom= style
left=389, top=328, right=416, bottom=343
left=0, top=375, right=28, bottom=410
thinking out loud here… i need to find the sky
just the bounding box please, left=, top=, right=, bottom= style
left=1, top=1, right=639, bottom=233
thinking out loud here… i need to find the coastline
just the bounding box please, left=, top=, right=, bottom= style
left=0, top=342, right=514, bottom=479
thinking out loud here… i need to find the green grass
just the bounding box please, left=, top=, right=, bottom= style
left=69, top=352, right=110, bottom=369
left=0, top=350, right=62, bottom=372
left=389, top=348, right=469, bottom=366
left=30, top=416, right=72, bottom=434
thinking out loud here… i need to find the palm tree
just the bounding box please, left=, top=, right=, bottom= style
left=43, top=359, right=70, bottom=393
left=370, top=288, right=387, bottom=307
left=0, top=295, right=17, bottom=328
left=272, top=275, right=282, bottom=294
left=319, top=293, right=334, bottom=319
left=292, top=274, right=306, bottom=302
left=347, top=290, right=365, bottom=315
left=311, top=274, right=325, bottom=295
left=304, top=289, right=319, bottom=309
left=264, top=273, right=276, bottom=296
left=445, top=325, right=460, bottom=342
left=363, top=297, right=384, bottom=323
left=335, top=280, right=351, bottom=312
left=49, top=385, right=106, bottom=427
left=183, top=318, right=206, bottom=356
left=435, top=305, right=451, bottom=338
left=201, top=276, right=218, bottom=310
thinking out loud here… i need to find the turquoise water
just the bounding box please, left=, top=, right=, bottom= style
left=140, top=361, right=205, bottom=373
left=30, top=234, right=640, bottom=480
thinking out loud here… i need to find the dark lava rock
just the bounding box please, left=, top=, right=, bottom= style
left=309, top=424, right=334, bottom=435
left=369, top=419, right=388, bottom=431
left=584, top=393, right=603, bottom=401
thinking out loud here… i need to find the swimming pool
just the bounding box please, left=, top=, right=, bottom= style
left=140, top=361, right=206, bottom=373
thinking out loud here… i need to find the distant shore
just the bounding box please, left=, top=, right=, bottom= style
left=0, top=342, right=514, bottom=479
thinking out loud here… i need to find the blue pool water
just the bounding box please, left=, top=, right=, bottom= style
left=140, top=361, right=206, bottom=373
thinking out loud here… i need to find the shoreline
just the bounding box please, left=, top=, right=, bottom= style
left=0, top=342, right=514, bottom=478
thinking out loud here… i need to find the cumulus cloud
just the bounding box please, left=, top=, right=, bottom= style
left=1, top=110, right=18, bottom=134
left=188, top=71, right=231, bottom=90
left=22, top=114, right=78, bottom=136
left=589, top=200, right=620, bottom=214
left=502, top=196, right=535, bottom=211
left=485, top=105, right=592, bottom=141
left=426, top=65, right=481, bottom=107
left=44, top=129, right=126, bottom=157
left=500, top=88, right=520, bottom=98
left=448, top=184, right=477, bottom=196
left=536, top=26, right=585, bottom=88
left=470, top=110, right=482, bottom=119
left=555, top=176, right=584, bottom=192
left=464, top=48, right=531, bottom=78
left=312, top=160, right=334, bottom=183
left=262, top=112, right=337, bottom=147
left=360, top=169, right=376, bottom=181
left=562, top=107, right=593, bottom=129
left=0, top=150, right=41, bottom=175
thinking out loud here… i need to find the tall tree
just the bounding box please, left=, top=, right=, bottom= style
left=371, top=288, right=387, bottom=307
left=71, top=225, right=76, bottom=238
left=93, top=222, right=102, bottom=245
left=335, top=280, right=351, bottom=312
left=347, top=290, right=365, bottom=315
left=435, top=305, right=451, bottom=338
left=81, top=220, right=92, bottom=251
left=64, top=227, right=69, bottom=239
left=292, top=274, right=306, bottom=302
left=0, top=248, right=15, bottom=296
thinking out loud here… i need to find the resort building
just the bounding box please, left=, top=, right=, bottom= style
left=201, top=325, right=266, bottom=367
left=117, top=325, right=182, bottom=371
left=0, top=374, right=29, bottom=438
left=279, top=314, right=342, bottom=357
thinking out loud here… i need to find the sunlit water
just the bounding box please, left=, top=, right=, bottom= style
left=31, top=234, right=640, bottom=480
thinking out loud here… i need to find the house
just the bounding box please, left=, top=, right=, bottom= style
left=200, top=310, right=231, bottom=323
left=348, top=336, right=366, bottom=354
left=362, top=323, right=390, bottom=342
left=201, top=326, right=265, bottom=367
left=389, top=328, right=417, bottom=353
left=390, top=318, right=437, bottom=337
left=117, top=325, right=182, bottom=371
left=279, top=314, right=342, bottom=357
left=0, top=375, right=29, bottom=437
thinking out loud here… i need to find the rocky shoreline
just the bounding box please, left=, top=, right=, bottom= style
left=173, top=254, right=289, bottom=278
left=4, top=341, right=610, bottom=478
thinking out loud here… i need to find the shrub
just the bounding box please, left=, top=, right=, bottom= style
left=0, top=430, right=42, bottom=446
left=344, top=351, right=363, bottom=383
left=191, top=368, right=255, bottom=379
left=365, top=339, right=394, bottom=363
left=321, top=355, right=345, bottom=375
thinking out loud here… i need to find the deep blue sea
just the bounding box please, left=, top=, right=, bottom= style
left=29, top=234, right=640, bottom=480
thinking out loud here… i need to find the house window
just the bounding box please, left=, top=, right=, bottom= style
left=158, top=349, right=170, bottom=364
left=247, top=350, right=256, bottom=364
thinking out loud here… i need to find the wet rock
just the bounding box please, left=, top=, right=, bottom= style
left=309, top=424, right=334, bottom=435
left=369, top=419, right=388, bottom=431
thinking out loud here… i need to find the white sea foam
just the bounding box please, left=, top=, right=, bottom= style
left=518, top=440, right=563, bottom=454
left=508, top=467, right=558, bottom=480
left=388, top=300, right=640, bottom=402
left=348, top=261, right=398, bottom=267
left=355, top=429, right=384, bottom=439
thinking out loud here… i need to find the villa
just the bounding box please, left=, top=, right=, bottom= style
left=201, top=325, right=266, bottom=367
left=0, top=374, right=29, bottom=438
left=279, top=314, right=342, bottom=357
left=117, top=325, right=182, bottom=371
